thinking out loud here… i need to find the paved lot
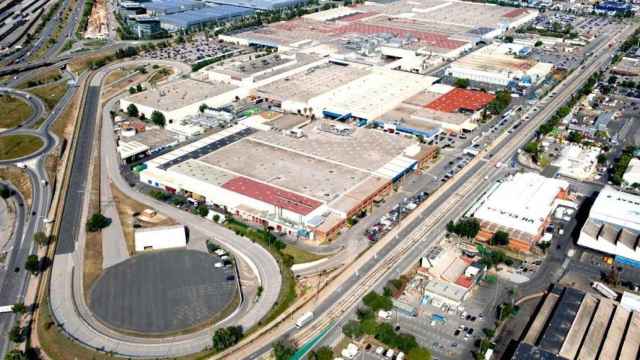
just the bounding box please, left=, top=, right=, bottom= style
left=89, top=248, right=237, bottom=334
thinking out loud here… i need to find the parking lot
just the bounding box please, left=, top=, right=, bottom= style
left=142, top=35, right=246, bottom=64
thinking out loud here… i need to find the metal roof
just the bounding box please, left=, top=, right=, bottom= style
left=159, top=5, right=255, bottom=27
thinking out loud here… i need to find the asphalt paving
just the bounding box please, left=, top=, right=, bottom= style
left=89, top=249, right=238, bottom=334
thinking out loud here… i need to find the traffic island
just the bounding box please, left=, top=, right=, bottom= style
left=0, top=134, right=44, bottom=161
left=0, top=94, right=33, bottom=131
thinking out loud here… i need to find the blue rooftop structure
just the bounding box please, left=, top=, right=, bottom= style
left=212, top=0, right=308, bottom=10
left=595, top=1, right=632, bottom=14
left=141, top=0, right=205, bottom=15
left=159, top=4, right=255, bottom=29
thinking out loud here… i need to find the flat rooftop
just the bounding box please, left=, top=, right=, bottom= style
left=205, top=52, right=319, bottom=78
left=249, top=120, right=415, bottom=172
left=265, top=113, right=308, bottom=130
left=199, top=138, right=370, bottom=202
left=120, top=128, right=177, bottom=149
left=125, top=79, right=238, bottom=112
left=425, top=88, right=495, bottom=113
left=256, top=62, right=370, bottom=103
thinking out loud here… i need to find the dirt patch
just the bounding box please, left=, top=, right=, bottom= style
left=104, top=69, right=127, bottom=86
left=0, top=167, right=32, bottom=207
left=0, top=134, right=44, bottom=160
left=110, top=184, right=177, bottom=255
left=83, top=147, right=102, bottom=300
left=102, top=72, right=147, bottom=100
left=52, top=76, right=84, bottom=142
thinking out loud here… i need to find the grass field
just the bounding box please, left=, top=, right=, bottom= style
left=0, top=135, right=44, bottom=160
left=0, top=94, right=33, bottom=129
left=16, top=68, right=63, bottom=89
left=30, top=82, right=68, bottom=110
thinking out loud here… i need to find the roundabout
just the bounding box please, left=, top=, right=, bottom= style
left=88, top=249, right=239, bottom=335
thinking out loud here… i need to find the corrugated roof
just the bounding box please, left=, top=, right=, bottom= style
left=425, top=88, right=495, bottom=113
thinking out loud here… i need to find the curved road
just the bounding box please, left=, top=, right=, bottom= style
left=48, top=59, right=282, bottom=357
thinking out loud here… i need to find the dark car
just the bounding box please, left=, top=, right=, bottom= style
left=454, top=329, right=461, bottom=336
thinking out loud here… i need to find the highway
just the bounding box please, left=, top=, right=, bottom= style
left=211, top=23, right=636, bottom=360
left=46, top=60, right=282, bottom=358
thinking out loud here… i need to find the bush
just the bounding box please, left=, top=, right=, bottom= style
left=310, top=346, right=333, bottom=360
left=33, top=231, right=50, bottom=246
left=192, top=204, right=209, bottom=217
left=5, top=350, right=27, bottom=360
left=8, top=325, right=24, bottom=343
left=0, top=185, right=10, bottom=199
left=407, top=347, right=432, bottom=360
left=343, top=319, right=363, bottom=339
left=490, top=230, right=509, bottom=246
left=149, top=190, right=170, bottom=201
left=447, top=218, right=480, bottom=238
left=273, top=340, right=297, bottom=360
left=212, top=325, right=243, bottom=351
left=453, top=78, right=470, bottom=89
left=11, top=303, right=27, bottom=314
left=151, top=111, right=166, bottom=127
left=127, top=103, right=139, bottom=117
left=86, top=213, right=111, bottom=232
left=24, top=255, right=40, bottom=275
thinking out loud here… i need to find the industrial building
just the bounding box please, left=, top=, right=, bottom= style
left=140, top=0, right=206, bottom=16
left=220, top=0, right=537, bottom=66
left=551, top=144, right=600, bottom=181
left=119, top=78, right=249, bottom=122
left=158, top=5, right=255, bottom=31
left=577, top=186, right=640, bottom=265
left=199, top=52, right=325, bottom=87
left=612, top=57, right=640, bottom=77
left=212, top=0, right=307, bottom=10
left=468, top=172, right=570, bottom=252
left=511, top=285, right=640, bottom=360
left=117, top=127, right=179, bottom=162
left=137, top=114, right=436, bottom=241
left=445, top=43, right=554, bottom=87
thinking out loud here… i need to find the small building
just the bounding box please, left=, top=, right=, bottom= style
left=551, top=144, right=600, bottom=181
left=423, top=278, right=469, bottom=307
left=623, top=158, right=640, bottom=188
left=130, top=16, right=163, bottom=38
left=134, top=225, right=187, bottom=252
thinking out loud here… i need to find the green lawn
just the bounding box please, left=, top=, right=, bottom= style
left=0, top=95, right=33, bottom=129
left=0, top=134, right=44, bottom=160
left=30, top=82, right=68, bottom=110
left=282, top=244, right=326, bottom=264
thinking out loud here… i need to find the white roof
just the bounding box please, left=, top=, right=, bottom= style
left=621, top=291, right=640, bottom=312
left=309, top=68, right=437, bottom=120
left=551, top=144, right=599, bottom=181
left=472, top=172, right=569, bottom=236
left=623, top=158, right=640, bottom=186
left=117, top=140, right=149, bottom=159
left=134, top=225, right=186, bottom=252
left=374, top=155, right=417, bottom=179
left=424, top=278, right=468, bottom=302
left=589, top=186, right=640, bottom=232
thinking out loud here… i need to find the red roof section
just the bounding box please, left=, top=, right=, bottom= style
left=503, top=8, right=528, bottom=18
left=338, top=12, right=378, bottom=22
left=425, top=88, right=495, bottom=113
left=455, top=275, right=474, bottom=289
left=222, top=177, right=322, bottom=216
left=333, top=23, right=467, bottom=50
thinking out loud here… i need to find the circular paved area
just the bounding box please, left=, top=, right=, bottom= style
left=89, top=249, right=238, bottom=334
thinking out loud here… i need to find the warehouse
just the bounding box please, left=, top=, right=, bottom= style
left=117, top=127, right=179, bottom=162
left=140, top=0, right=205, bottom=16
left=511, top=285, right=640, bottom=360
left=577, top=186, right=640, bottom=264
left=119, top=78, right=249, bottom=122
left=623, top=158, right=640, bottom=188
left=445, top=43, right=554, bottom=87
left=159, top=5, right=255, bottom=31
left=139, top=115, right=435, bottom=241
left=468, top=172, right=570, bottom=252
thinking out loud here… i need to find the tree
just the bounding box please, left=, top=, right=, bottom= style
left=86, top=213, right=111, bottom=232
left=453, top=78, right=470, bottom=89
left=136, top=83, right=143, bottom=92
left=25, top=255, right=40, bottom=275
left=342, top=319, right=363, bottom=338
left=151, top=110, right=166, bottom=127
left=504, top=35, right=514, bottom=43
left=490, top=231, right=509, bottom=246
left=567, top=131, right=583, bottom=143
left=523, top=141, right=539, bottom=155
left=212, top=325, right=243, bottom=351
left=33, top=231, right=50, bottom=246
left=5, top=350, right=27, bottom=360
left=0, top=185, right=10, bottom=199
left=8, top=325, right=24, bottom=343
left=534, top=40, right=543, bottom=47
left=310, top=346, right=333, bottom=360
left=407, top=347, right=432, bottom=360
left=273, top=340, right=296, bottom=360
left=128, top=86, right=136, bottom=94
left=192, top=204, right=209, bottom=217
left=11, top=303, right=27, bottom=314
left=448, top=218, right=480, bottom=238
left=362, top=291, right=392, bottom=311
left=127, top=103, right=139, bottom=117
left=213, top=214, right=220, bottom=223
left=597, top=153, right=608, bottom=165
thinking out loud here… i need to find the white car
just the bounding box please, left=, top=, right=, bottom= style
left=375, top=346, right=385, bottom=355
left=385, top=349, right=394, bottom=359
left=214, top=262, right=223, bottom=268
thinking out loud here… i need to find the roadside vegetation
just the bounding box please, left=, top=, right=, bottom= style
left=16, top=68, right=64, bottom=89
left=0, top=95, right=33, bottom=130
left=30, top=82, right=68, bottom=110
